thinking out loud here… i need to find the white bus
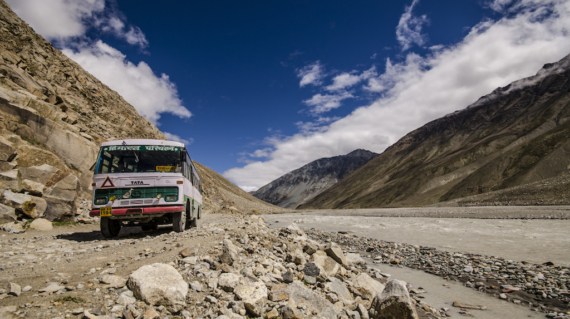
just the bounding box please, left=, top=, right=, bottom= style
left=89, top=139, right=202, bottom=238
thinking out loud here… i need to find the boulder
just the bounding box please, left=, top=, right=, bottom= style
left=2, top=189, right=31, bottom=207
left=219, top=239, right=242, bottom=265
left=127, top=263, right=188, bottom=313
left=312, top=251, right=341, bottom=276
left=44, top=174, right=78, bottom=202
left=234, top=276, right=268, bottom=317
left=368, top=280, right=418, bottom=319
left=218, top=273, right=241, bottom=292
left=17, top=164, right=59, bottom=195
left=325, top=242, right=347, bottom=266
left=325, top=277, right=353, bottom=301
left=352, top=273, right=385, bottom=300
left=303, top=263, right=320, bottom=277
left=29, top=218, right=52, bottom=231
left=287, top=281, right=340, bottom=318
left=0, top=204, right=16, bottom=223
left=0, top=141, right=16, bottom=162
left=0, top=222, right=23, bottom=233
left=43, top=198, right=74, bottom=221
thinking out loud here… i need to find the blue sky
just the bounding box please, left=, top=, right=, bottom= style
left=8, top=0, right=570, bottom=191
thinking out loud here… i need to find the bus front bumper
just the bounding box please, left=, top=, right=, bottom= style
left=89, top=206, right=184, bottom=217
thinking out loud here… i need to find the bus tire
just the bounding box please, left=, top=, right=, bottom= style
left=172, top=210, right=186, bottom=233
left=189, top=217, right=198, bottom=228
left=101, top=217, right=121, bottom=238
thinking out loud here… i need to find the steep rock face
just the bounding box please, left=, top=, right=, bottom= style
left=301, top=54, right=570, bottom=209
left=252, top=149, right=377, bottom=209
left=0, top=0, right=281, bottom=220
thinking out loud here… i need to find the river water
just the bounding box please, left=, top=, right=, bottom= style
left=262, top=210, right=570, bottom=318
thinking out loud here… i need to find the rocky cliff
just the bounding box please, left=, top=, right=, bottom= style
left=300, top=53, right=570, bottom=209
left=0, top=0, right=280, bottom=224
left=253, top=149, right=377, bottom=209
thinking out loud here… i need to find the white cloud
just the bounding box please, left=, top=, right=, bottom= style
left=163, top=132, right=193, bottom=146
left=7, top=0, right=148, bottom=48
left=63, top=41, right=191, bottom=124
left=240, top=186, right=259, bottom=193
left=303, top=92, right=354, bottom=114
left=396, top=0, right=429, bottom=51
left=326, top=66, right=377, bottom=91
left=297, top=61, right=325, bottom=87
left=225, top=0, right=570, bottom=190
left=6, top=0, right=105, bottom=40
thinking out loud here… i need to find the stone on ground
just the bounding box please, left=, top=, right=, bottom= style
left=29, top=218, right=52, bottom=231
left=287, top=281, right=340, bottom=318
left=234, top=276, right=268, bottom=317
left=219, top=239, right=242, bottom=265
left=352, top=273, right=386, bottom=300
left=127, top=263, right=188, bottom=313
left=100, top=275, right=126, bottom=288
left=325, top=242, right=348, bottom=266
left=368, top=279, right=418, bottom=319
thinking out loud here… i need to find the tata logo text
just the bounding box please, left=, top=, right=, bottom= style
left=130, top=181, right=148, bottom=185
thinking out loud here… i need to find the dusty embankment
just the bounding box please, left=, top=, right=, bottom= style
left=0, top=212, right=443, bottom=319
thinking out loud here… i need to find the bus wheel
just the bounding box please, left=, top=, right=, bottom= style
left=189, top=217, right=198, bottom=228
left=173, top=210, right=186, bottom=232
left=101, top=218, right=121, bottom=238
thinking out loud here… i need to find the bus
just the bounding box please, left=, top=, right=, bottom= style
left=89, top=139, right=202, bottom=238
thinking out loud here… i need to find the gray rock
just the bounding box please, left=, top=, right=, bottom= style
left=346, top=253, right=365, bottom=265
left=325, top=242, right=347, bottom=266
left=268, top=283, right=290, bottom=302
left=0, top=141, right=16, bottom=162
left=38, top=282, right=65, bottom=293
left=282, top=271, right=294, bottom=283
left=99, top=275, right=126, bottom=288
left=8, top=283, right=20, bottom=296
left=287, top=281, right=340, bottom=318
left=220, top=239, right=242, bottom=265
left=303, top=275, right=316, bottom=285
left=303, top=262, right=320, bottom=277
left=29, top=218, right=52, bottom=231
left=218, top=273, right=241, bottom=292
left=281, top=305, right=303, bottom=319
left=356, top=303, right=369, bottom=319
left=43, top=174, right=78, bottom=202
left=17, top=164, right=59, bottom=195
left=234, top=276, right=268, bottom=317
left=325, top=277, right=352, bottom=301
left=189, top=281, right=203, bottom=292
left=369, top=280, right=418, bottom=319
left=116, top=292, right=136, bottom=306
left=352, top=273, right=385, bottom=300
left=127, top=263, right=188, bottom=313
left=0, top=204, right=16, bottom=224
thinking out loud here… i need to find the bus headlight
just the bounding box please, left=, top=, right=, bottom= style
left=166, top=195, right=177, bottom=201
left=95, top=197, right=108, bottom=205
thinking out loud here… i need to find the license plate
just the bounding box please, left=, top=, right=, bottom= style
left=100, top=207, right=112, bottom=217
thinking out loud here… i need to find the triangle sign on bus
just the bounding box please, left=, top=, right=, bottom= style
left=101, top=176, right=115, bottom=188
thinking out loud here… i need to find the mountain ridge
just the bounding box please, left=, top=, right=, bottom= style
left=252, top=149, right=377, bottom=208
left=300, top=53, right=570, bottom=209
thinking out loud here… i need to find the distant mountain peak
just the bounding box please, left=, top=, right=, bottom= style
left=252, top=149, right=378, bottom=209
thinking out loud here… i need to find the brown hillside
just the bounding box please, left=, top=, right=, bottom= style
left=300, top=54, right=570, bottom=209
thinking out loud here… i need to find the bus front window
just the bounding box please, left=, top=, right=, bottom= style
left=96, top=146, right=182, bottom=174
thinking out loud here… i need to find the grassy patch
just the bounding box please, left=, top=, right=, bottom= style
left=54, top=296, right=85, bottom=303
left=52, top=221, right=78, bottom=227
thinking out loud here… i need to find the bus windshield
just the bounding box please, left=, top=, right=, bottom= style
left=95, top=145, right=181, bottom=174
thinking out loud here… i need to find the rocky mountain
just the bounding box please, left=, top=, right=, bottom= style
left=300, top=53, right=570, bottom=209
left=0, top=0, right=280, bottom=224
left=253, top=149, right=377, bottom=209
